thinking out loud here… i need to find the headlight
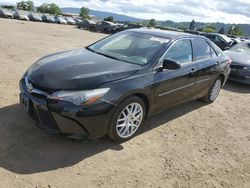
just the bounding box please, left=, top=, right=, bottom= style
left=48, top=88, right=110, bottom=105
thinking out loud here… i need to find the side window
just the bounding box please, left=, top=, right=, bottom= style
left=210, top=42, right=223, bottom=57
left=193, top=39, right=211, bottom=60
left=210, top=46, right=217, bottom=57
left=163, top=39, right=192, bottom=64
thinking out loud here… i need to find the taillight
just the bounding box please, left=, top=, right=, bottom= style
left=228, top=59, right=232, bottom=64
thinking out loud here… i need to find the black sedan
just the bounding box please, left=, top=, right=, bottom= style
left=201, top=33, right=233, bottom=51
left=19, top=29, right=231, bottom=142
left=94, top=21, right=120, bottom=33
left=225, top=41, right=250, bottom=84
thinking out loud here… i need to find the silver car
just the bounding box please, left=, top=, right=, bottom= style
left=0, top=9, right=14, bottom=18
left=65, top=17, right=76, bottom=25
left=13, top=11, right=29, bottom=21
left=28, top=13, right=42, bottom=22
left=54, top=16, right=67, bottom=24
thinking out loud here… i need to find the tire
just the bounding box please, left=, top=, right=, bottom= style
left=108, top=96, right=146, bottom=142
left=202, top=77, right=222, bottom=103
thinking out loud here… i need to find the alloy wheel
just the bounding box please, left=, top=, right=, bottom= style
left=210, top=79, right=221, bottom=101
left=116, top=103, right=143, bottom=138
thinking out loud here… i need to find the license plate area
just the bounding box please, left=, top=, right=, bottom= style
left=20, top=93, right=31, bottom=113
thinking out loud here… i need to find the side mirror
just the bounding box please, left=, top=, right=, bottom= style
left=162, top=59, right=181, bottom=70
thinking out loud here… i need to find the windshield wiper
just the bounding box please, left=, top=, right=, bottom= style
left=94, top=51, right=120, bottom=61
left=86, top=47, right=119, bottom=60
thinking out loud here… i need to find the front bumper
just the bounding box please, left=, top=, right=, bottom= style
left=19, top=78, right=115, bottom=139
left=229, top=68, right=250, bottom=85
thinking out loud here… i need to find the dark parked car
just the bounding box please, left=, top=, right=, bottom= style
left=19, top=29, right=231, bottom=142
left=201, top=33, right=233, bottom=51
left=13, top=11, right=29, bottom=21
left=224, top=41, right=250, bottom=84
left=28, top=13, right=42, bottom=22
left=95, top=21, right=120, bottom=33
left=42, top=15, right=55, bottom=23
left=116, top=23, right=143, bottom=32
left=77, top=19, right=96, bottom=30
left=0, top=9, right=14, bottom=18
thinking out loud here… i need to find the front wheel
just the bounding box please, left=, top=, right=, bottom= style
left=202, top=78, right=222, bottom=103
left=108, top=96, right=146, bottom=142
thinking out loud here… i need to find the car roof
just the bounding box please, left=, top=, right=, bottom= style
left=128, top=28, right=204, bottom=40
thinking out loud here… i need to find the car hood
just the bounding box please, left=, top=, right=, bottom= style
left=224, top=51, right=250, bottom=65
left=27, top=48, right=141, bottom=90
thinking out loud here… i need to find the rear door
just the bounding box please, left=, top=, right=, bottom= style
left=153, top=39, right=198, bottom=111
left=192, top=38, right=219, bottom=95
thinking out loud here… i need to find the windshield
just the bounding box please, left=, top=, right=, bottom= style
left=229, top=42, right=250, bottom=53
left=87, top=31, right=169, bottom=65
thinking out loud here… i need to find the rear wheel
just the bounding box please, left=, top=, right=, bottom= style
left=202, top=78, right=222, bottom=103
left=108, top=96, right=146, bottom=142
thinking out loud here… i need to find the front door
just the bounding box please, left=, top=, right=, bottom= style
left=152, top=39, right=198, bottom=112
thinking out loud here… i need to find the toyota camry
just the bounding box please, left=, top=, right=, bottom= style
left=20, top=29, right=231, bottom=142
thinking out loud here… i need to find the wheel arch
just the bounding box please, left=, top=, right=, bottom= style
left=115, top=92, right=151, bottom=118
left=219, top=74, right=225, bottom=86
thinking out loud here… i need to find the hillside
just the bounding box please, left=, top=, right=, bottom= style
left=62, top=7, right=250, bottom=35
left=61, top=7, right=143, bottom=22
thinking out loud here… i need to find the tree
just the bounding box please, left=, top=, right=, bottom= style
left=189, top=19, right=196, bottom=30
left=227, top=24, right=235, bottom=35
left=80, top=7, right=91, bottom=19
left=1, top=5, right=15, bottom=10
left=218, top=27, right=225, bottom=34
left=148, top=18, right=156, bottom=27
left=202, top=26, right=216, bottom=33
left=227, top=24, right=244, bottom=36
left=178, top=26, right=187, bottom=31
left=231, top=26, right=244, bottom=36
left=37, top=3, right=62, bottom=15
left=17, top=1, right=34, bottom=11
left=104, top=16, right=114, bottom=22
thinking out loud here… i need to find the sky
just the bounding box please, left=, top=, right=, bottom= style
left=1, top=0, right=250, bottom=24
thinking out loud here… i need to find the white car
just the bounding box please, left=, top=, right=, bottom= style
left=65, top=17, right=76, bottom=25
left=14, top=11, right=29, bottom=21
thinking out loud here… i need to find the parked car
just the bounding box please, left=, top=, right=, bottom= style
left=13, top=11, right=29, bottom=21
left=201, top=33, right=233, bottom=51
left=19, top=29, right=230, bottom=142
left=231, top=38, right=242, bottom=46
left=116, top=23, right=143, bottom=32
left=42, top=15, right=55, bottom=23
left=77, top=19, right=96, bottom=30
left=64, top=17, right=76, bottom=25
left=95, top=21, right=120, bottom=33
left=54, top=16, right=67, bottom=24
left=74, top=18, right=82, bottom=25
left=224, top=41, right=250, bottom=84
left=0, top=9, right=14, bottom=18
left=28, top=13, right=42, bottom=22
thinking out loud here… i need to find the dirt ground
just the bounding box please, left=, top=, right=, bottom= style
left=0, top=18, right=250, bottom=188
